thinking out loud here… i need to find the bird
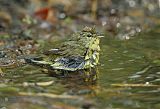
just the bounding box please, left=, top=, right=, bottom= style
left=25, top=26, right=103, bottom=72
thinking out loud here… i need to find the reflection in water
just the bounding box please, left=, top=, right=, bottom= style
left=0, top=66, right=99, bottom=108
left=49, top=67, right=99, bottom=95
left=49, top=67, right=98, bottom=84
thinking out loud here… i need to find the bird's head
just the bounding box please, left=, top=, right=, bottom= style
left=80, top=26, right=104, bottom=38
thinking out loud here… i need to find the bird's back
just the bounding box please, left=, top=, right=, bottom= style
left=25, top=27, right=101, bottom=71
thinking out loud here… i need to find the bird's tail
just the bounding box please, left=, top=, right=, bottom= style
left=25, top=57, right=52, bottom=69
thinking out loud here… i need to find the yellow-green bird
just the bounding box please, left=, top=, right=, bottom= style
left=25, top=26, right=103, bottom=72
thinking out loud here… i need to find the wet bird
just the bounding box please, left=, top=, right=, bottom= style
left=25, top=27, right=103, bottom=72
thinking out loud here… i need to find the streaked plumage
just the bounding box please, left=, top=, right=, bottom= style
left=26, top=27, right=102, bottom=71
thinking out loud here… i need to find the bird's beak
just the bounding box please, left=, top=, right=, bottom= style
left=97, top=35, right=104, bottom=38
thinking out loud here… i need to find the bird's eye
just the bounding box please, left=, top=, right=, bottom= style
left=87, top=33, right=92, bottom=37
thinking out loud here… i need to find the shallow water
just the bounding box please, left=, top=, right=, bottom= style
left=0, top=27, right=160, bottom=109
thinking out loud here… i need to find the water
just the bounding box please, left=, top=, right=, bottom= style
left=0, top=27, right=160, bottom=109
left=96, top=28, right=160, bottom=109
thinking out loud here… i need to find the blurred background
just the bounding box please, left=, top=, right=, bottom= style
left=0, top=0, right=160, bottom=109
left=0, top=0, right=160, bottom=40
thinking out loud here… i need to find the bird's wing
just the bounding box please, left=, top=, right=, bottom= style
left=25, top=56, right=53, bottom=69
left=50, top=56, right=85, bottom=71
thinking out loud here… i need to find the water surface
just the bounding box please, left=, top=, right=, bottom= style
left=0, top=27, right=160, bottom=109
